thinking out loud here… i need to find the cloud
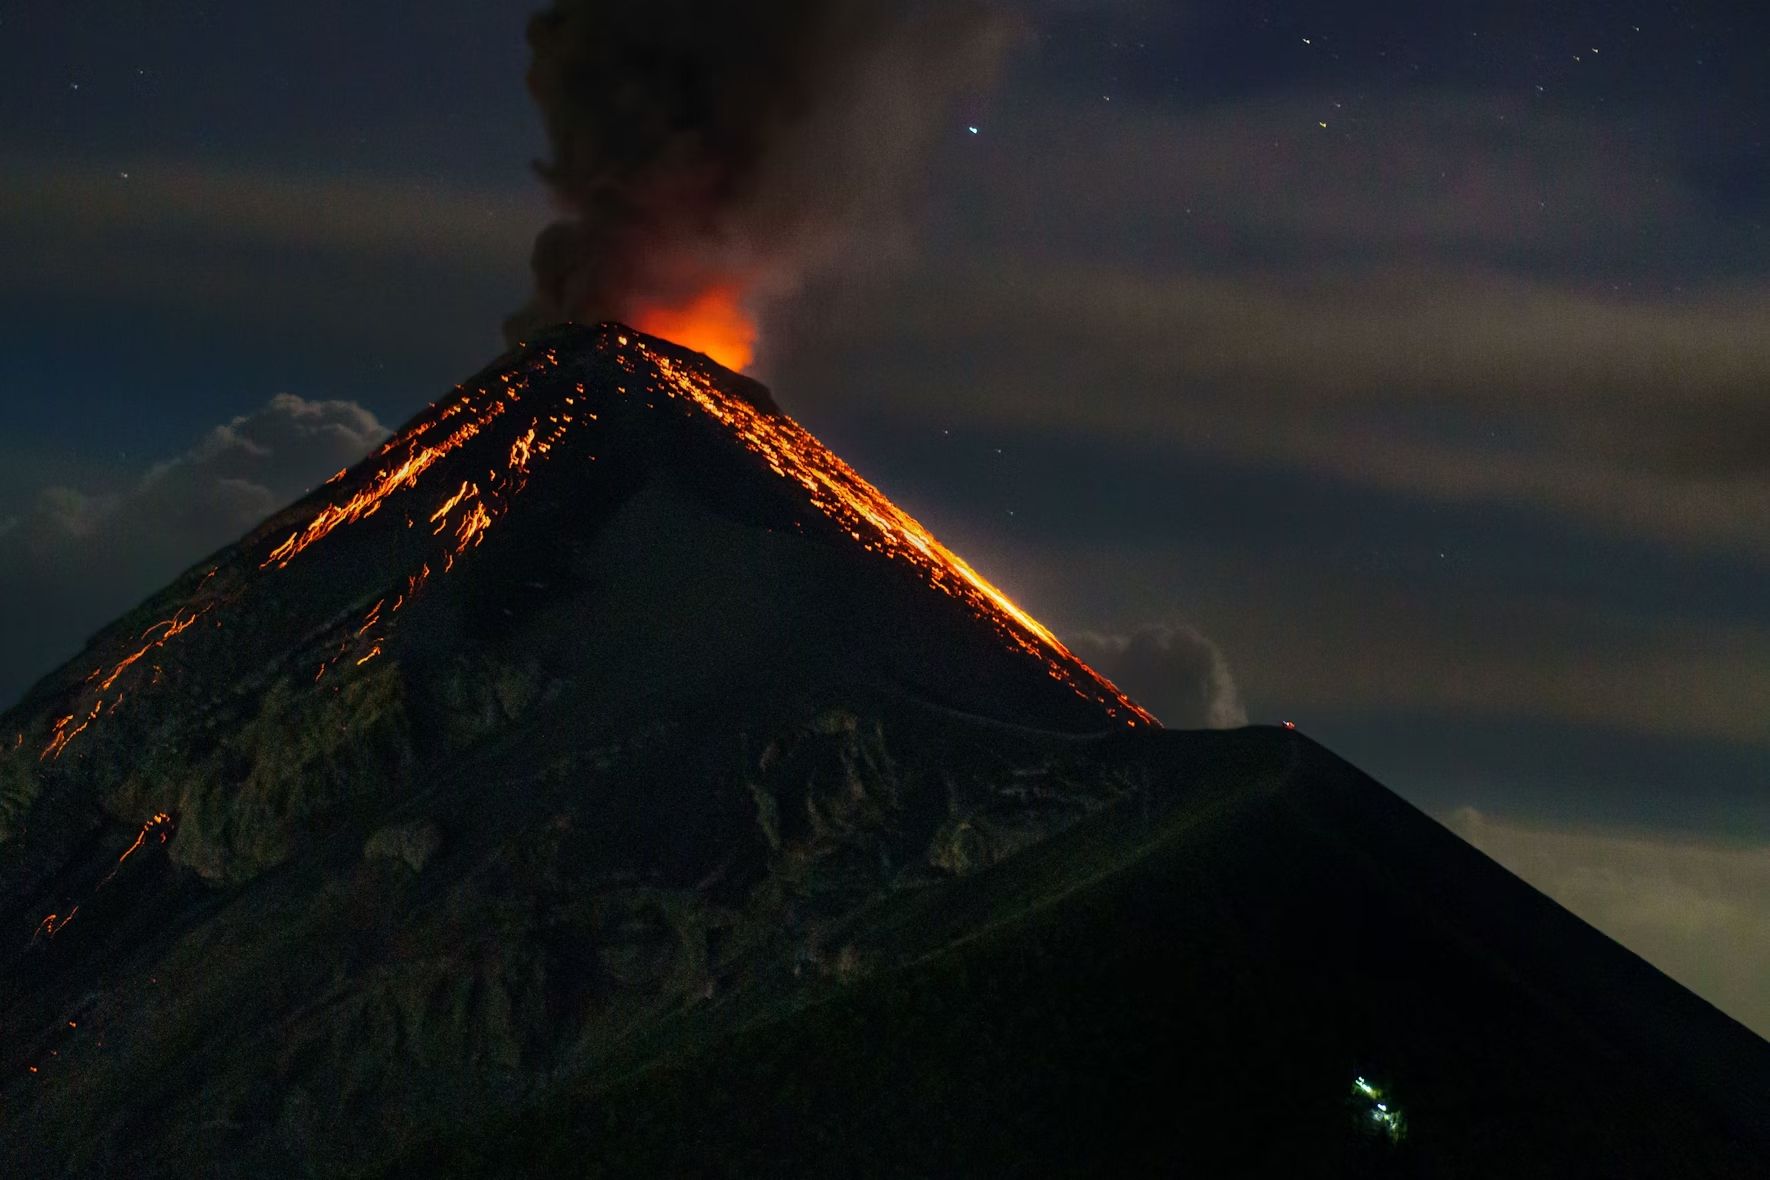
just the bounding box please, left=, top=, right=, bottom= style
left=0, top=157, right=544, bottom=361
left=769, top=270, right=1770, bottom=565
left=764, top=89, right=1770, bottom=558
left=0, top=394, right=387, bottom=707
left=1071, top=623, right=1246, bottom=729
left=0, top=158, right=540, bottom=270
left=998, top=535, right=1770, bottom=748
left=933, top=94, right=1703, bottom=272
left=1446, top=807, right=1770, bottom=1040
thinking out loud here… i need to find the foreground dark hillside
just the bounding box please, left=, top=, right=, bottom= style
left=393, top=727, right=1770, bottom=1178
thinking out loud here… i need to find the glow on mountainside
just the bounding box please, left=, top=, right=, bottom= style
left=20, top=329, right=1152, bottom=791
left=636, top=341, right=1156, bottom=728
left=14, top=329, right=1155, bottom=990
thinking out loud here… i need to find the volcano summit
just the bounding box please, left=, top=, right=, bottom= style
left=1, top=327, right=1765, bottom=1177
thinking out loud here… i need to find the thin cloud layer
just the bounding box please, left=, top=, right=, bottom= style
left=1073, top=623, right=1246, bottom=730
left=766, top=92, right=1770, bottom=558
left=0, top=394, right=387, bottom=706
left=992, top=533, right=1770, bottom=750
left=1, top=159, right=540, bottom=271
left=1448, top=807, right=1770, bottom=1039
left=0, top=158, right=544, bottom=364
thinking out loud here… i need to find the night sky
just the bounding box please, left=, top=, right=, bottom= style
left=2, top=3, right=1765, bottom=1033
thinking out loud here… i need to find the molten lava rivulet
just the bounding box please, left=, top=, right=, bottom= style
left=635, top=341, right=1156, bottom=728
left=24, top=326, right=1153, bottom=776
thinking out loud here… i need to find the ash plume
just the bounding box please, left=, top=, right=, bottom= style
left=506, top=0, right=1017, bottom=349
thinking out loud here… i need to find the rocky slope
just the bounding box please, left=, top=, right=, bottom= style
left=0, top=325, right=1153, bottom=1175
left=396, top=726, right=1770, bottom=1178
left=1, top=325, right=1764, bottom=1176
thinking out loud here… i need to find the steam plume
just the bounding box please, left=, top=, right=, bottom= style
left=506, top=0, right=1017, bottom=361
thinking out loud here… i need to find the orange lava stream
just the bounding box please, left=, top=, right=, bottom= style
left=639, top=344, right=1156, bottom=727
left=113, top=812, right=174, bottom=869
left=262, top=418, right=488, bottom=569
left=95, top=607, right=206, bottom=693
left=40, top=605, right=212, bottom=761
left=428, top=481, right=479, bottom=533
left=98, top=812, right=175, bottom=889
left=324, top=354, right=574, bottom=675
left=258, top=356, right=558, bottom=571
left=32, top=906, right=78, bottom=942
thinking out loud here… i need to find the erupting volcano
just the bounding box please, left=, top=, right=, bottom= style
left=9, top=324, right=1147, bottom=780
left=2, top=327, right=1765, bottom=1179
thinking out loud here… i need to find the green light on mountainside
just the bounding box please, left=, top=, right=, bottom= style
left=1352, top=1075, right=1407, bottom=1143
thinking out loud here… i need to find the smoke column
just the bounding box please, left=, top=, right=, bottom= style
left=506, top=0, right=1017, bottom=369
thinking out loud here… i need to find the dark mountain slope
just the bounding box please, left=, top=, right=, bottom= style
left=0, top=325, right=1152, bottom=1176
left=0, top=325, right=1762, bottom=1177
left=397, top=727, right=1770, bottom=1178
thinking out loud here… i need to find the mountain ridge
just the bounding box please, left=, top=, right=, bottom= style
left=1, top=326, right=1764, bottom=1176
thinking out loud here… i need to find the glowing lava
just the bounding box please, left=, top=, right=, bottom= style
left=630, top=286, right=757, bottom=372
left=97, top=812, right=175, bottom=889
left=637, top=342, right=1156, bottom=728
left=24, top=327, right=1152, bottom=770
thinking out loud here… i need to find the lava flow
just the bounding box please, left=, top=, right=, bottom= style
left=635, top=341, right=1156, bottom=728
left=40, top=606, right=213, bottom=762
left=298, top=351, right=577, bottom=680
left=23, top=326, right=1151, bottom=772
left=102, top=812, right=175, bottom=887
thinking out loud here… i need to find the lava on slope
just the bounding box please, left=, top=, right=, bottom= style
left=633, top=341, right=1154, bottom=727
left=22, top=324, right=1150, bottom=775
left=3, top=323, right=1151, bottom=956
left=0, top=316, right=1154, bottom=1146
left=7, top=325, right=1767, bottom=1180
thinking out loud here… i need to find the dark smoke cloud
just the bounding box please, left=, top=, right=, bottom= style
left=506, top=0, right=1017, bottom=343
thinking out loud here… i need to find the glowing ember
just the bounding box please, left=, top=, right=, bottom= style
left=509, top=426, right=538, bottom=476
left=33, top=906, right=79, bottom=941
left=99, top=812, right=175, bottom=889
left=429, top=481, right=479, bottom=533
left=116, top=812, right=174, bottom=867
left=42, top=699, right=105, bottom=762
left=39, top=606, right=214, bottom=760
left=95, top=608, right=205, bottom=693
left=630, top=286, right=757, bottom=372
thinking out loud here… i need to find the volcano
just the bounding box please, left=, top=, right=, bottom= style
left=1, top=325, right=1765, bottom=1177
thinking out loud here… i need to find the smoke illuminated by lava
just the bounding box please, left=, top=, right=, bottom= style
left=630, top=286, right=758, bottom=372
left=507, top=0, right=1015, bottom=365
